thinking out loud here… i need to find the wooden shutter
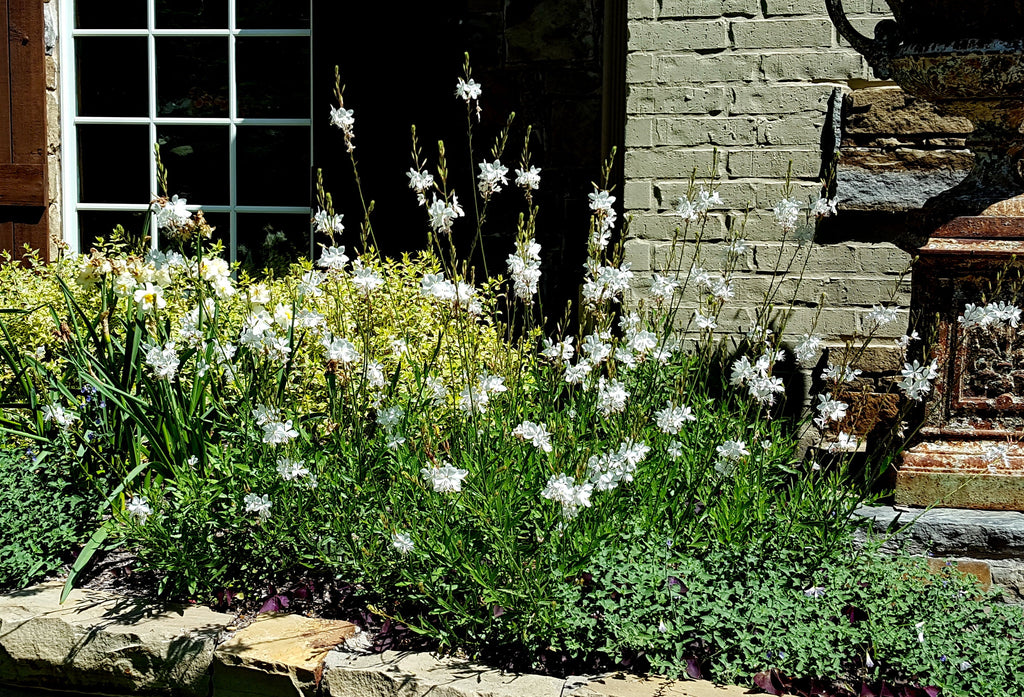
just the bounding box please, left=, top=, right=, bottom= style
left=0, top=0, right=49, bottom=260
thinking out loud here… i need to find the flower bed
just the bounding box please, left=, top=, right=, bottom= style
left=0, top=58, right=1021, bottom=697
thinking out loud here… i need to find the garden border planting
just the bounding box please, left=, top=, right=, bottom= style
left=0, top=583, right=748, bottom=697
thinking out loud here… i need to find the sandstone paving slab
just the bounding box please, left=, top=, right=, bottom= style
left=321, top=650, right=567, bottom=697
left=0, top=581, right=233, bottom=696
left=570, top=673, right=751, bottom=697
left=213, top=612, right=357, bottom=697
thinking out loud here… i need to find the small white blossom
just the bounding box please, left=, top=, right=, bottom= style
left=243, top=493, right=272, bottom=522
left=541, top=473, right=593, bottom=518
left=803, top=586, right=827, bottom=599
left=276, top=456, right=311, bottom=482
left=144, top=342, right=180, bottom=381
left=477, top=159, right=509, bottom=197
left=512, top=421, right=553, bottom=453
left=793, top=334, right=823, bottom=366
left=654, top=401, right=696, bottom=435
left=866, top=305, right=899, bottom=328
left=262, top=419, right=298, bottom=445
left=898, top=359, right=939, bottom=402
left=515, top=166, right=541, bottom=190
left=313, top=209, right=345, bottom=236
left=772, top=198, right=802, bottom=232
left=126, top=495, right=152, bottom=524
left=596, top=377, right=629, bottom=416
left=392, top=531, right=414, bottom=555
left=421, top=461, right=469, bottom=493
left=811, top=197, right=838, bottom=218
left=318, top=245, right=350, bottom=270
left=41, top=403, right=77, bottom=427
left=455, top=77, right=482, bottom=101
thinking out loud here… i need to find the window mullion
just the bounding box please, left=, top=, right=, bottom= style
left=147, top=0, right=158, bottom=250
left=228, top=0, right=238, bottom=265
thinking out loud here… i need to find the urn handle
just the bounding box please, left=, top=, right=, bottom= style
left=825, top=0, right=899, bottom=79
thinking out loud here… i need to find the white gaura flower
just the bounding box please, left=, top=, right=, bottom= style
left=407, top=168, right=435, bottom=194
left=895, top=331, right=920, bottom=350
left=351, top=260, right=384, bottom=295
left=803, top=586, right=826, bottom=599
left=133, top=283, right=166, bottom=313
left=898, top=359, right=939, bottom=402
left=667, top=440, right=684, bottom=459
left=251, top=404, right=282, bottom=426
left=541, top=473, right=593, bottom=518
left=512, top=421, right=553, bottom=453
left=821, top=363, right=861, bottom=383
left=420, top=273, right=456, bottom=301
left=421, top=461, right=469, bottom=493
left=709, top=277, right=734, bottom=302
left=144, top=342, right=180, bottom=381
left=915, top=621, right=925, bottom=644
left=321, top=335, right=361, bottom=365
left=41, top=403, right=77, bottom=427
left=455, top=77, right=482, bottom=101
left=515, top=166, right=541, bottom=190
left=588, top=189, right=615, bottom=214
left=243, top=493, right=272, bottom=522
left=376, top=405, right=404, bottom=431
left=811, top=197, right=838, bottom=218
left=563, top=362, right=592, bottom=385
left=154, top=194, right=191, bottom=230
left=716, top=439, right=749, bottom=461
left=986, top=301, right=1022, bottom=327
left=126, top=495, right=152, bottom=524
left=427, top=194, right=465, bottom=235
left=814, top=393, right=849, bottom=426
left=318, top=244, right=350, bottom=271
left=693, top=311, right=717, bottom=331
left=298, top=270, right=326, bottom=297
left=675, top=197, right=700, bottom=222
left=540, top=336, right=575, bottom=363
left=727, top=238, right=749, bottom=256
left=313, top=209, right=345, bottom=236
left=865, top=304, right=899, bottom=328
left=392, top=531, right=415, bottom=555
left=276, top=456, right=310, bottom=482
left=507, top=239, right=542, bottom=300
left=654, top=401, right=696, bottom=435
left=295, top=309, right=325, bottom=330
left=581, top=333, right=612, bottom=366
left=828, top=431, right=859, bottom=452
left=262, top=419, right=298, bottom=445
left=329, top=105, right=355, bottom=130
left=772, top=197, right=801, bottom=232
left=596, top=377, right=629, bottom=416
left=477, top=159, right=509, bottom=197
left=650, top=274, right=678, bottom=302
left=793, top=333, right=823, bottom=366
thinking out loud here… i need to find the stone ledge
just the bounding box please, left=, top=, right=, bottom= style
left=0, top=584, right=750, bottom=697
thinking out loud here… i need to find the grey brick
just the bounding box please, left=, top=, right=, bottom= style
left=761, top=51, right=868, bottom=81
left=732, top=18, right=834, bottom=49
left=627, top=53, right=656, bottom=83
left=727, top=148, right=822, bottom=178
left=625, top=147, right=722, bottom=179
left=763, top=114, right=827, bottom=145
left=655, top=116, right=764, bottom=146
left=660, top=0, right=760, bottom=18
left=731, top=84, right=835, bottom=115
left=629, top=19, right=730, bottom=52
left=658, top=53, right=760, bottom=83
left=763, top=0, right=827, bottom=16
left=624, top=180, right=655, bottom=210
left=622, top=238, right=654, bottom=270
left=656, top=180, right=759, bottom=210
left=628, top=0, right=657, bottom=19
left=626, top=117, right=654, bottom=147
left=627, top=212, right=728, bottom=242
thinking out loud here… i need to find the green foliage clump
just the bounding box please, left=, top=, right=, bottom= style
left=0, top=448, right=100, bottom=590
left=552, top=535, right=1024, bottom=697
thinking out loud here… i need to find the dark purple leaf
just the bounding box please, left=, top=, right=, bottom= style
left=879, top=683, right=895, bottom=697
left=258, top=594, right=288, bottom=614
left=492, top=605, right=505, bottom=618
left=685, top=657, right=702, bottom=679
left=754, top=670, right=786, bottom=695
left=924, top=688, right=940, bottom=697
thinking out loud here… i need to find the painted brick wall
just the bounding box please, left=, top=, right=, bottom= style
left=624, top=0, right=914, bottom=378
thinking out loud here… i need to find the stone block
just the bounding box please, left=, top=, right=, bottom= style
left=843, top=87, right=973, bottom=140
left=731, top=84, right=834, bottom=115
left=927, top=558, right=993, bottom=591
left=659, top=0, right=759, bottom=18
left=627, top=53, right=655, bottom=83
left=761, top=51, right=868, bottom=81
left=322, top=651, right=565, bottom=697
left=626, top=117, right=654, bottom=147
left=836, top=167, right=968, bottom=212
left=763, top=114, right=827, bottom=145
left=628, top=0, right=657, bottom=19
left=762, top=0, right=827, bottom=16
left=628, top=20, right=730, bottom=52
left=657, top=53, right=760, bottom=83
left=213, top=613, right=357, bottom=697
left=0, top=582, right=231, bottom=696
left=856, top=505, right=1024, bottom=557
left=653, top=86, right=729, bottom=114
left=655, top=116, right=764, bottom=147
left=624, top=180, right=655, bottom=210
left=573, top=673, right=751, bottom=696
left=727, top=148, right=822, bottom=178
left=731, top=18, right=834, bottom=49
left=625, top=147, right=721, bottom=179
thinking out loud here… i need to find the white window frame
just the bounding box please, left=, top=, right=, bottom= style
left=59, top=0, right=314, bottom=260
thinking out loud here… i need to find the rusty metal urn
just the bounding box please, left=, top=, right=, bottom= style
left=828, top=0, right=1024, bottom=510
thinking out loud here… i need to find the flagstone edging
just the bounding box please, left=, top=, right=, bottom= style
left=0, top=582, right=748, bottom=697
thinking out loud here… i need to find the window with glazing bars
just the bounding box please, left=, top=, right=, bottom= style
left=60, top=0, right=313, bottom=266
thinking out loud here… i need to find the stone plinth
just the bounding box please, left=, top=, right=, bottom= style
left=898, top=216, right=1024, bottom=511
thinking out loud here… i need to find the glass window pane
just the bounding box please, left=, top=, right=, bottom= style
left=77, top=125, right=151, bottom=204
left=156, top=37, right=228, bottom=117
left=77, top=211, right=149, bottom=253
left=236, top=126, right=310, bottom=206
left=156, top=0, right=228, bottom=29
left=76, top=37, right=149, bottom=117
left=236, top=0, right=310, bottom=29
left=236, top=214, right=311, bottom=277
left=157, top=126, right=229, bottom=206
left=236, top=38, right=310, bottom=118
left=75, top=0, right=146, bottom=29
